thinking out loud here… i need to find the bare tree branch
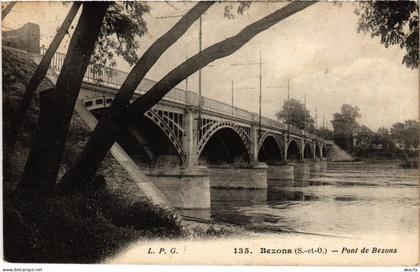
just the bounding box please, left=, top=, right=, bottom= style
left=165, top=1, right=179, bottom=10
left=128, top=1, right=317, bottom=119
left=2, top=1, right=16, bottom=20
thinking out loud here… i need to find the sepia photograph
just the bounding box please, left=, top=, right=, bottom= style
left=1, top=0, right=419, bottom=268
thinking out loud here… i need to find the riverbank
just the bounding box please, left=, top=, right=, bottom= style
left=2, top=48, right=249, bottom=263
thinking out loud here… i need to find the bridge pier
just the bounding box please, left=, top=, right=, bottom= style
left=267, top=163, right=294, bottom=187
left=208, top=163, right=268, bottom=189
left=182, top=108, right=199, bottom=168
left=290, top=161, right=310, bottom=181
left=309, top=160, right=321, bottom=178
left=145, top=168, right=210, bottom=209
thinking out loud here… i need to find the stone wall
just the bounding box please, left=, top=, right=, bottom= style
left=208, top=164, right=268, bottom=189
left=3, top=23, right=40, bottom=53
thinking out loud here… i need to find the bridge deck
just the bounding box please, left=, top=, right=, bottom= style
left=41, top=48, right=322, bottom=141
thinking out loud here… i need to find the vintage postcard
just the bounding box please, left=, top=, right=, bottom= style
left=1, top=0, right=419, bottom=269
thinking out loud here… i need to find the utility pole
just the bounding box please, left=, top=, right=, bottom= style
left=230, top=51, right=264, bottom=138
left=266, top=78, right=292, bottom=123
left=304, top=94, right=307, bottom=133
left=286, top=78, right=290, bottom=135
left=198, top=16, right=203, bottom=129
left=157, top=13, right=206, bottom=133
left=315, top=104, right=318, bottom=135
left=231, top=80, right=234, bottom=112
left=267, top=78, right=291, bottom=135
left=185, top=55, right=189, bottom=91
left=231, top=80, right=255, bottom=114
left=258, top=51, right=262, bottom=138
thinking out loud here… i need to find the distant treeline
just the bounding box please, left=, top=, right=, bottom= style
left=277, top=102, right=419, bottom=159
left=319, top=105, right=419, bottom=159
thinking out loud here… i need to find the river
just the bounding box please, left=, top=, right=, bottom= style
left=182, top=162, right=419, bottom=237
left=108, top=161, right=419, bottom=264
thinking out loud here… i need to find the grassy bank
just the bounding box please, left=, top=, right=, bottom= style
left=2, top=48, right=191, bottom=263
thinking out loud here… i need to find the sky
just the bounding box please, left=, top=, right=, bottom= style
left=2, top=1, right=419, bottom=131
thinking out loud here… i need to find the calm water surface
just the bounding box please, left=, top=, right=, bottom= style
left=183, top=162, right=419, bottom=237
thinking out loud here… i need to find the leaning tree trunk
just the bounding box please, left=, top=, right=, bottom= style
left=2, top=2, right=16, bottom=21
left=59, top=1, right=316, bottom=193
left=59, top=1, right=214, bottom=192
left=6, top=2, right=81, bottom=147
left=18, top=3, right=109, bottom=195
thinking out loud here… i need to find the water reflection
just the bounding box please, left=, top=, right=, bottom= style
left=267, top=188, right=320, bottom=203
left=211, top=188, right=267, bottom=206
left=181, top=162, right=419, bottom=237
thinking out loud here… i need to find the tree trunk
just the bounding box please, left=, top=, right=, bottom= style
left=6, top=2, right=81, bottom=147
left=2, top=2, right=16, bottom=21
left=128, top=126, right=155, bottom=163
left=59, top=1, right=214, bottom=191
left=18, top=3, right=109, bottom=195
left=59, top=1, right=316, bottom=193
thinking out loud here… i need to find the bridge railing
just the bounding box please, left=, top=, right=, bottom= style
left=202, top=97, right=254, bottom=120
left=41, top=49, right=324, bottom=141
left=42, top=47, right=128, bottom=88
left=42, top=49, right=258, bottom=119
left=260, top=116, right=288, bottom=130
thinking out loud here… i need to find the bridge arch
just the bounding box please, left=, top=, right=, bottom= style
left=198, top=122, right=251, bottom=165
left=303, top=143, right=313, bottom=159
left=84, top=97, right=185, bottom=164
left=286, top=139, right=302, bottom=160
left=144, top=110, right=185, bottom=162
left=258, top=133, right=283, bottom=163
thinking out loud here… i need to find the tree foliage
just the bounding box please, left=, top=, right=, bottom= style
left=91, top=2, right=150, bottom=69
left=390, top=120, right=419, bottom=151
left=276, top=98, right=314, bottom=130
left=330, top=103, right=418, bottom=157
left=353, top=124, right=374, bottom=147
left=331, top=104, right=361, bottom=150
left=371, top=127, right=393, bottom=149
left=224, top=1, right=251, bottom=19
left=317, top=127, right=334, bottom=140
left=355, top=1, right=419, bottom=69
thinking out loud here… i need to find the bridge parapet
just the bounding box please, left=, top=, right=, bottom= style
left=40, top=49, right=325, bottom=142
left=260, top=116, right=287, bottom=130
